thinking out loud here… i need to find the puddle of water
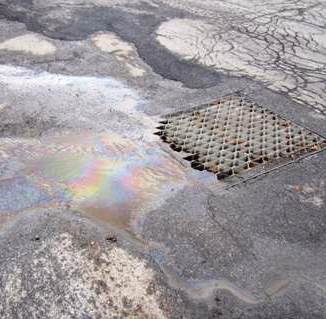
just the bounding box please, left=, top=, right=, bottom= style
left=2, top=132, right=187, bottom=233
left=0, top=130, right=266, bottom=306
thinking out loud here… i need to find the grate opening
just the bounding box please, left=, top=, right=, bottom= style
left=155, top=95, right=326, bottom=179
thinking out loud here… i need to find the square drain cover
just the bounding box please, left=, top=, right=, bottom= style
left=156, top=95, right=326, bottom=179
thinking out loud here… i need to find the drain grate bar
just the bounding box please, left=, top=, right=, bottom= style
left=156, top=95, right=326, bottom=179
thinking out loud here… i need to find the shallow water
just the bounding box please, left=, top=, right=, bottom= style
left=0, top=132, right=187, bottom=233
left=0, top=130, right=264, bottom=304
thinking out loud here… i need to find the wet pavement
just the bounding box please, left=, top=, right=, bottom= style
left=0, top=0, right=326, bottom=318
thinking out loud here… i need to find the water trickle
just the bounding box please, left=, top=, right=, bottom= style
left=147, top=245, right=261, bottom=306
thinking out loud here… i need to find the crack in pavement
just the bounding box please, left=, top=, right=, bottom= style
left=156, top=0, right=326, bottom=115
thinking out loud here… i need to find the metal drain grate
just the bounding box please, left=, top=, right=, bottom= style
left=155, top=95, right=326, bottom=179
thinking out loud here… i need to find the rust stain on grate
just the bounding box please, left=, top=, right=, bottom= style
left=155, top=95, right=326, bottom=179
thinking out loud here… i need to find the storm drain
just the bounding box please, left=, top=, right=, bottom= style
left=155, top=95, right=326, bottom=179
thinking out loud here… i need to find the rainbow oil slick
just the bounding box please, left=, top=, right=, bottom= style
left=0, top=132, right=187, bottom=233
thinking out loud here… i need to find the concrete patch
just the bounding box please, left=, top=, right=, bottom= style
left=93, top=32, right=134, bottom=55
left=0, top=232, right=167, bottom=318
left=92, top=32, right=146, bottom=77
left=0, top=34, right=56, bottom=56
left=49, top=233, right=166, bottom=318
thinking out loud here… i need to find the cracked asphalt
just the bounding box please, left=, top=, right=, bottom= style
left=0, top=0, right=325, bottom=318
